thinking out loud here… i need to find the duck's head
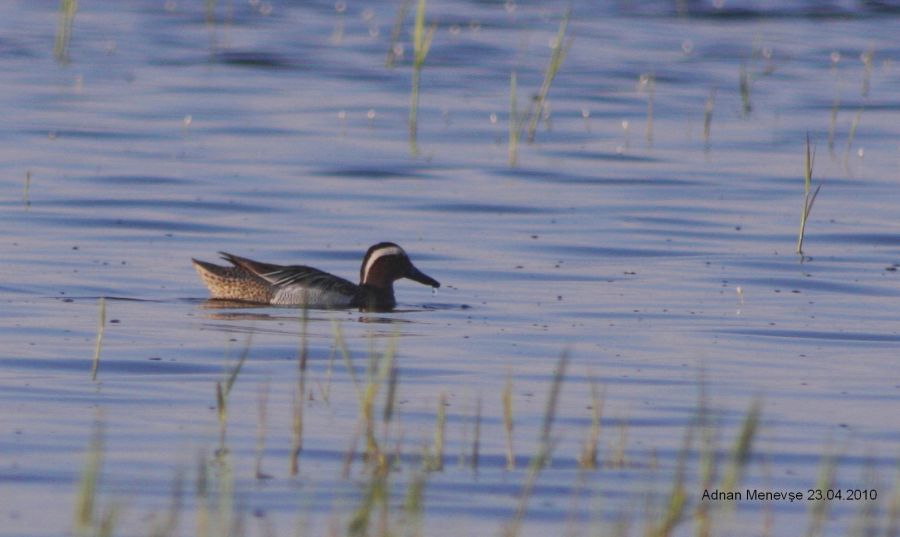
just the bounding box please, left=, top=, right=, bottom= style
left=360, top=242, right=440, bottom=290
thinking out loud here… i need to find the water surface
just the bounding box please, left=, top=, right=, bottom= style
left=1, top=1, right=899, bottom=536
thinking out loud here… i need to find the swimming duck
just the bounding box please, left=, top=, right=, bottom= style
left=192, top=242, right=440, bottom=311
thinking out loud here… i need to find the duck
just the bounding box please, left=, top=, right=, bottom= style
left=192, top=242, right=440, bottom=311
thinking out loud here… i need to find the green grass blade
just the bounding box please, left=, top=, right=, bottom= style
left=525, top=8, right=571, bottom=143
left=90, top=297, right=106, bottom=381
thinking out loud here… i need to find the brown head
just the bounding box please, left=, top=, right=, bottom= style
left=359, top=242, right=440, bottom=290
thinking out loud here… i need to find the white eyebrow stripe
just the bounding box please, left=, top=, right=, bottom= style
left=362, top=246, right=405, bottom=281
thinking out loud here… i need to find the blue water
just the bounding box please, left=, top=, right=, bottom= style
left=1, top=1, right=899, bottom=536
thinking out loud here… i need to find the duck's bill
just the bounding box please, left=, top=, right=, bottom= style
left=406, top=265, right=440, bottom=288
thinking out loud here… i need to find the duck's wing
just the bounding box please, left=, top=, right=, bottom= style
left=219, top=252, right=283, bottom=277
left=220, top=252, right=358, bottom=295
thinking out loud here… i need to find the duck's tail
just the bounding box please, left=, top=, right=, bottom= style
left=192, top=255, right=274, bottom=303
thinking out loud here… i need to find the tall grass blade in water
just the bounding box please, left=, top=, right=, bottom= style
left=330, top=1, right=346, bottom=45
left=74, top=418, right=118, bottom=537
left=885, top=465, right=900, bottom=537
left=504, top=351, right=570, bottom=537
left=74, top=422, right=102, bottom=536
left=577, top=379, right=603, bottom=469
left=367, top=338, right=397, bottom=469
left=424, top=392, right=447, bottom=471
left=827, top=93, right=840, bottom=155
left=255, top=382, right=271, bottom=480
left=347, top=467, right=389, bottom=537
left=702, top=89, right=716, bottom=150
left=204, top=0, right=216, bottom=25
left=385, top=0, right=412, bottom=68
left=805, top=451, right=836, bottom=537
left=210, top=448, right=236, bottom=536
left=525, top=8, right=572, bottom=144
left=150, top=472, right=183, bottom=537
left=650, top=420, right=692, bottom=537
left=843, top=106, right=864, bottom=172
left=739, top=62, right=751, bottom=116
left=502, top=373, right=515, bottom=470
left=195, top=452, right=209, bottom=537
left=342, top=332, right=396, bottom=472
left=640, top=73, right=655, bottom=144
left=90, top=297, right=106, bottom=381
left=23, top=170, right=31, bottom=209
left=720, top=399, right=761, bottom=494
left=216, top=335, right=251, bottom=452
left=408, top=0, right=435, bottom=155
left=471, top=394, right=482, bottom=473
left=860, top=47, right=874, bottom=98
left=335, top=320, right=359, bottom=392
left=508, top=71, right=520, bottom=167
left=403, top=471, right=427, bottom=537
left=290, top=306, right=309, bottom=476
left=694, top=379, right=716, bottom=537
left=54, top=0, right=78, bottom=64
left=796, top=135, right=822, bottom=256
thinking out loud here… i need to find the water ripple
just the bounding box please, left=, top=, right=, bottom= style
left=35, top=216, right=244, bottom=234
left=717, top=328, right=900, bottom=344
